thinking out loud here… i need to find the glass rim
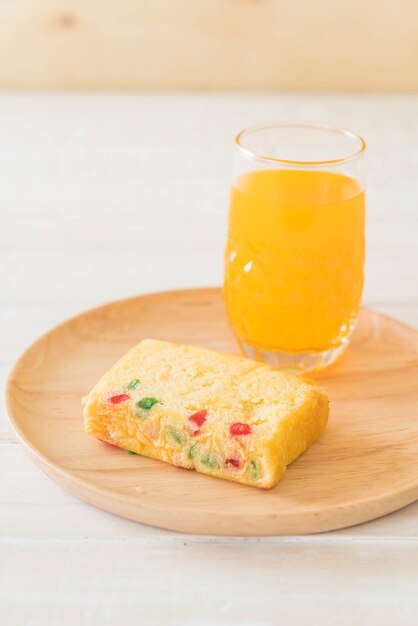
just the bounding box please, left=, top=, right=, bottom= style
left=235, top=123, right=366, bottom=166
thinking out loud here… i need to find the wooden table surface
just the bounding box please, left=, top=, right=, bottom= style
left=1, top=93, right=418, bottom=625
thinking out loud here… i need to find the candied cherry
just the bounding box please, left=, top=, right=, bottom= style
left=229, top=422, right=252, bottom=436
left=109, top=393, right=130, bottom=404
left=188, top=410, right=208, bottom=427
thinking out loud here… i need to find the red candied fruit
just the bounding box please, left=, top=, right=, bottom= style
left=188, top=409, right=208, bottom=427
left=109, top=393, right=130, bottom=405
left=226, top=458, right=241, bottom=468
left=229, top=422, right=252, bottom=436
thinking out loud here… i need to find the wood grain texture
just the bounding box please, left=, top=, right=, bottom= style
left=6, top=288, right=418, bottom=536
left=1, top=1, right=418, bottom=90
left=3, top=538, right=418, bottom=626
left=3, top=443, right=418, bottom=540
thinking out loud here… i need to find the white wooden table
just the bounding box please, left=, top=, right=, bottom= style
left=1, top=93, right=418, bottom=625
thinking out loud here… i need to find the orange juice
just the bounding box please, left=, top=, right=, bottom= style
left=224, top=169, right=365, bottom=353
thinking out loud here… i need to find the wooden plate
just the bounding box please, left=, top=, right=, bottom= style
left=6, top=288, right=418, bottom=536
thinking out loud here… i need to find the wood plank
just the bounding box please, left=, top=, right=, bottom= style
left=1, top=538, right=418, bottom=625
left=1, top=1, right=418, bottom=89
left=1, top=94, right=418, bottom=226
left=2, top=219, right=417, bottom=307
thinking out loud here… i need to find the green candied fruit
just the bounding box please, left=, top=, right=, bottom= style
left=127, top=450, right=138, bottom=455
left=187, top=442, right=198, bottom=460
left=137, top=397, right=159, bottom=410
left=249, top=459, right=259, bottom=479
left=168, top=426, right=186, bottom=445
left=201, top=453, right=220, bottom=470
left=127, top=378, right=141, bottom=390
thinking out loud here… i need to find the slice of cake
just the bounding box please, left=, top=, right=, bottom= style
left=83, top=339, right=329, bottom=489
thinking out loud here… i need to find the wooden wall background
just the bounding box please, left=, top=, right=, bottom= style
left=1, top=0, right=417, bottom=90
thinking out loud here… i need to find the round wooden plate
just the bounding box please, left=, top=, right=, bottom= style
left=6, top=288, right=418, bottom=536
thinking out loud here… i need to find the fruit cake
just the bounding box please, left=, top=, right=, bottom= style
left=83, top=339, right=329, bottom=489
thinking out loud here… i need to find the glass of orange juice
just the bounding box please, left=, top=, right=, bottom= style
left=224, top=124, right=366, bottom=372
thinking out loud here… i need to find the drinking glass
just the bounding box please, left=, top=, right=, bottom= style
left=224, top=123, right=366, bottom=372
